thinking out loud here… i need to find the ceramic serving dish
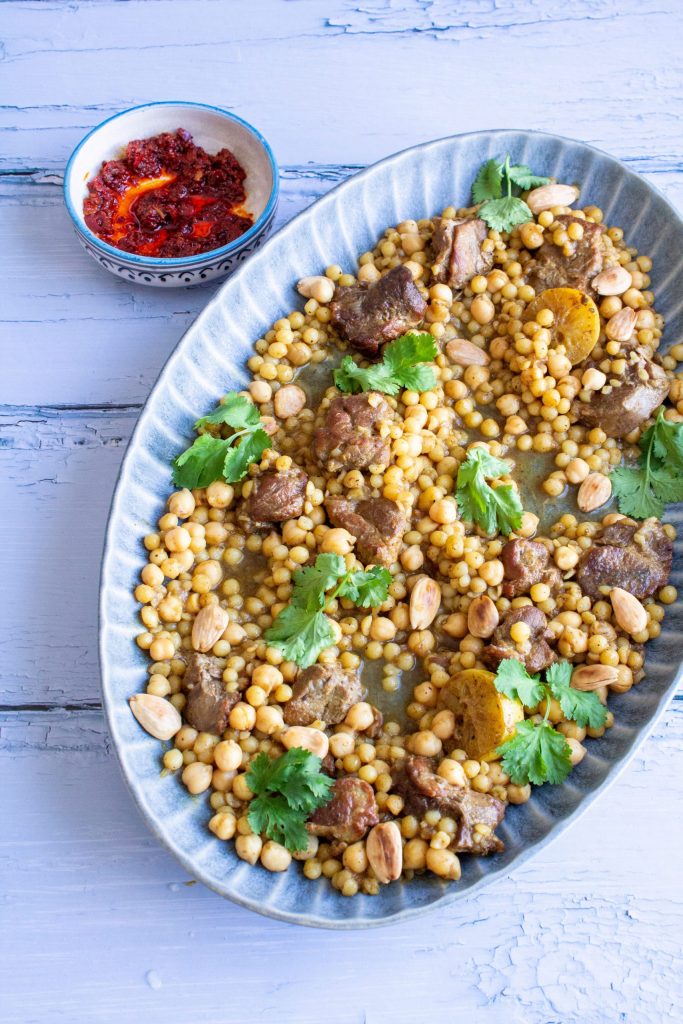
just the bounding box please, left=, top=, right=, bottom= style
left=63, top=101, right=279, bottom=287
left=100, top=129, right=683, bottom=927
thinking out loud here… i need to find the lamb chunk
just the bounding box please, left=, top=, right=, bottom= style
left=330, top=264, right=427, bottom=358
left=183, top=653, right=238, bottom=735
left=243, top=468, right=307, bottom=527
left=432, top=217, right=494, bottom=289
left=325, top=495, right=406, bottom=566
left=576, top=517, right=672, bottom=600
left=307, top=777, right=379, bottom=843
left=501, top=538, right=563, bottom=599
left=483, top=605, right=556, bottom=674
left=527, top=215, right=604, bottom=293
left=283, top=664, right=364, bottom=726
left=575, top=349, right=669, bottom=438
left=391, top=756, right=505, bottom=855
left=314, top=393, right=391, bottom=472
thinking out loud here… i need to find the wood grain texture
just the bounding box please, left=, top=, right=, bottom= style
left=2, top=0, right=683, bottom=1020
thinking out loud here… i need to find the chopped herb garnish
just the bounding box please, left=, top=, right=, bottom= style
left=247, top=748, right=334, bottom=852
left=334, top=332, right=438, bottom=396
left=264, top=553, right=391, bottom=668
left=455, top=446, right=524, bottom=535
left=494, top=658, right=607, bottom=786
left=611, top=407, right=683, bottom=519
left=472, top=154, right=551, bottom=234
left=172, top=392, right=270, bottom=487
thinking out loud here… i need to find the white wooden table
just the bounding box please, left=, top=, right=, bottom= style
left=2, top=2, right=683, bottom=1021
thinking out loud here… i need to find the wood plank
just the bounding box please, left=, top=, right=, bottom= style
left=1, top=0, right=683, bottom=169
left=1, top=705, right=682, bottom=1023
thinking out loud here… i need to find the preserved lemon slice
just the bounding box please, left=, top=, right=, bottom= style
left=525, top=287, right=600, bottom=366
left=439, top=668, right=524, bottom=761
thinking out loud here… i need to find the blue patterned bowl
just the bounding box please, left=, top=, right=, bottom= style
left=64, top=102, right=279, bottom=287
left=100, top=130, right=683, bottom=926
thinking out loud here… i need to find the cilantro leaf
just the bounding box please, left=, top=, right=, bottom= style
left=264, top=605, right=336, bottom=669
left=195, top=393, right=260, bottom=431
left=478, top=196, right=532, bottom=233
left=494, top=659, right=544, bottom=707
left=498, top=719, right=573, bottom=786
left=172, top=434, right=232, bottom=489
left=222, top=427, right=270, bottom=483
left=546, top=661, right=608, bottom=730
left=506, top=164, right=551, bottom=191
left=334, top=332, right=438, bottom=396
left=247, top=749, right=334, bottom=852
left=338, top=566, right=392, bottom=608
left=472, top=158, right=503, bottom=203
left=456, top=447, right=523, bottom=535
left=291, top=553, right=347, bottom=611
left=612, top=408, right=683, bottom=519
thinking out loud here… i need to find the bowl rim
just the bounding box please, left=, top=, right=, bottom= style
left=63, top=100, right=280, bottom=267
left=100, top=127, right=683, bottom=928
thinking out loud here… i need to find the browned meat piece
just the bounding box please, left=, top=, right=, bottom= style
left=483, top=605, right=556, bottom=674
left=330, top=264, right=427, bottom=357
left=325, top=495, right=406, bottom=566
left=243, top=468, right=307, bottom=526
left=391, top=756, right=505, bottom=855
left=501, top=538, right=563, bottom=599
left=183, top=653, right=238, bottom=734
left=283, top=663, right=364, bottom=726
left=308, top=777, right=379, bottom=843
left=431, top=217, right=494, bottom=289
left=527, top=215, right=604, bottom=293
left=575, top=350, right=669, bottom=438
left=576, top=517, right=672, bottom=600
left=314, top=393, right=391, bottom=472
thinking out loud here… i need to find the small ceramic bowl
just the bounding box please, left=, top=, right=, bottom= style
left=63, top=101, right=279, bottom=287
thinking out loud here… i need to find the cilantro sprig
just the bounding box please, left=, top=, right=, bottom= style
left=247, top=748, right=334, bottom=852
left=172, top=393, right=270, bottom=488
left=611, top=407, right=683, bottom=519
left=264, top=553, right=391, bottom=668
left=494, top=659, right=607, bottom=786
left=472, top=154, right=551, bottom=233
left=334, top=332, right=438, bottom=396
left=455, top=446, right=524, bottom=535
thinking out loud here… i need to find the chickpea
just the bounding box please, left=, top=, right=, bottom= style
left=260, top=841, right=292, bottom=873
left=329, top=732, right=356, bottom=758
left=431, top=710, right=456, bottom=740
left=565, top=458, right=590, bottom=484
left=214, top=739, right=243, bottom=772
left=252, top=664, right=284, bottom=692
left=168, top=489, right=196, bottom=518
left=229, top=702, right=257, bottom=731
left=470, top=294, right=495, bottom=325
left=209, top=811, right=237, bottom=840
left=437, top=758, right=467, bottom=787
left=181, top=761, right=213, bottom=795
left=149, top=637, right=175, bottom=662
left=321, top=528, right=356, bottom=555
left=345, top=702, right=376, bottom=731
left=410, top=730, right=442, bottom=757
left=426, top=847, right=461, bottom=880
left=566, top=737, right=586, bottom=766
left=235, top=834, right=262, bottom=865
left=343, top=842, right=368, bottom=874
left=404, top=838, right=428, bottom=870
left=206, top=481, right=235, bottom=509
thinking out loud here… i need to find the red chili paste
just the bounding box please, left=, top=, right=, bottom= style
left=83, top=128, right=254, bottom=258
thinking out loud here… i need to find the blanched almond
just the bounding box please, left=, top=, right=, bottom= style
left=274, top=384, right=306, bottom=419
left=191, top=604, right=229, bottom=653
left=610, top=587, right=648, bottom=635
left=366, top=821, right=403, bottom=884
left=591, top=265, right=632, bottom=296
left=409, top=575, right=442, bottom=630
left=129, top=693, right=182, bottom=740
left=577, top=472, right=612, bottom=512
left=605, top=306, right=637, bottom=342
left=571, top=664, right=619, bottom=691
left=467, top=594, right=499, bottom=638
left=281, top=725, right=329, bottom=759
left=296, top=275, right=335, bottom=303
left=446, top=338, right=490, bottom=367
left=525, top=183, right=579, bottom=214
